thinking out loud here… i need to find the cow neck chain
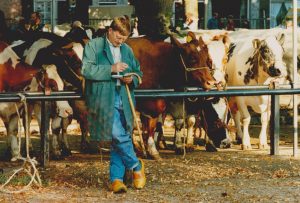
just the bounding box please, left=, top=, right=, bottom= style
left=179, top=54, right=210, bottom=72
left=179, top=54, right=211, bottom=82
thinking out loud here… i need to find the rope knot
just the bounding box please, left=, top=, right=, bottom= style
left=17, top=93, right=26, bottom=102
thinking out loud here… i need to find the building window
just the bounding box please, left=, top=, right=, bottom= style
left=98, top=0, right=117, bottom=5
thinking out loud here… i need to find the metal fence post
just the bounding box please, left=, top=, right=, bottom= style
left=270, top=94, right=280, bottom=155
left=41, top=101, right=50, bottom=167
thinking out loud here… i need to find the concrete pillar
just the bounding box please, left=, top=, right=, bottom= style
left=250, top=0, right=260, bottom=28
left=184, top=0, right=198, bottom=30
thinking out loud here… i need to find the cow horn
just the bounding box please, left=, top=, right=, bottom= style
left=62, top=43, right=73, bottom=49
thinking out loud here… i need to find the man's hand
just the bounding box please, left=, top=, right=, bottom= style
left=111, top=62, right=128, bottom=73
left=120, top=75, right=133, bottom=84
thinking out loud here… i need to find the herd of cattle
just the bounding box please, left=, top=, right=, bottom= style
left=0, top=26, right=299, bottom=161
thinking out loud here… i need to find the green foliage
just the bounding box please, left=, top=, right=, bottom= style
left=134, top=0, right=173, bottom=40
left=276, top=2, right=288, bottom=26
left=0, top=174, right=31, bottom=186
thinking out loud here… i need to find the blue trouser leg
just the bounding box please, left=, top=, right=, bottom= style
left=110, top=107, right=139, bottom=182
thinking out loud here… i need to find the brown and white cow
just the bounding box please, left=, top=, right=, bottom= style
left=16, top=31, right=91, bottom=157
left=126, top=32, right=222, bottom=159
left=0, top=41, right=68, bottom=161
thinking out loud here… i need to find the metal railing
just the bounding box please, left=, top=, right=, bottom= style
left=1, top=85, right=300, bottom=167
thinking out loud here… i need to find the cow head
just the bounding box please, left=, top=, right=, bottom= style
left=170, top=32, right=216, bottom=90
left=252, top=33, right=286, bottom=79
left=207, top=34, right=230, bottom=87
left=64, top=27, right=91, bottom=46
left=201, top=97, right=232, bottom=149
left=51, top=42, right=84, bottom=90
left=59, top=43, right=83, bottom=75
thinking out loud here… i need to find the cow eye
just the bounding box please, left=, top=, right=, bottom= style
left=189, top=56, right=197, bottom=64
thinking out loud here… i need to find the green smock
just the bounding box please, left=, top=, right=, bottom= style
left=81, top=36, right=142, bottom=142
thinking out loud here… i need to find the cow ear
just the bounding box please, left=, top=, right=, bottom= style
left=198, top=36, right=206, bottom=48
left=252, top=39, right=261, bottom=49
left=276, top=33, right=285, bottom=46
left=170, top=34, right=183, bottom=48
left=222, top=35, right=231, bottom=49
left=186, top=31, right=196, bottom=43
left=62, top=42, right=73, bottom=49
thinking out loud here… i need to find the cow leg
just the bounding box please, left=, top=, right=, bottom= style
left=74, top=100, right=89, bottom=153
left=187, top=115, right=195, bottom=145
left=6, top=116, right=19, bottom=162
left=237, top=101, right=252, bottom=150
left=232, top=111, right=243, bottom=144
left=79, top=117, right=89, bottom=152
left=259, top=111, right=269, bottom=149
left=154, top=113, right=167, bottom=150
left=61, top=117, right=72, bottom=157
left=140, top=115, right=161, bottom=160
left=174, top=118, right=184, bottom=154
left=241, top=116, right=251, bottom=150
left=34, top=102, right=57, bottom=158
left=147, top=117, right=161, bottom=160
left=51, top=117, right=62, bottom=159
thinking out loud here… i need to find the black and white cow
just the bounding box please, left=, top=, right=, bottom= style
left=226, top=33, right=288, bottom=149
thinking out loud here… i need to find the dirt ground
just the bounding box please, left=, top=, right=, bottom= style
left=0, top=121, right=300, bottom=202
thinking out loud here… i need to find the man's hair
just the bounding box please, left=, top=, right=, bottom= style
left=213, top=12, right=218, bottom=18
left=32, top=11, right=41, bottom=19
left=110, top=15, right=131, bottom=36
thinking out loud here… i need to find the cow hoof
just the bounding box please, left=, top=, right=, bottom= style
left=52, top=154, right=64, bottom=160
left=133, top=141, right=143, bottom=153
left=241, top=144, right=252, bottom=150
left=205, top=143, right=218, bottom=152
left=186, top=145, right=195, bottom=152
left=80, top=141, right=90, bottom=153
left=4, top=148, right=12, bottom=161
left=61, top=148, right=72, bottom=157
left=258, top=144, right=269, bottom=149
left=88, top=142, right=100, bottom=154
left=175, top=147, right=184, bottom=155
left=11, top=156, right=18, bottom=162
left=194, top=137, right=206, bottom=146
left=149, top=153, right=162, bottom=161
left=158, top=140, right=167, bottom=150
left=147, top=137, right=162, bottom=160
left=220, top=141, right=232, bottom=149
left=236, top=137, right=242, bottom=145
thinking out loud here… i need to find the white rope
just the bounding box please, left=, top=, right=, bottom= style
left=0, top=93, right=42, bottom=194
left=179, top=54, right=211, bottom=72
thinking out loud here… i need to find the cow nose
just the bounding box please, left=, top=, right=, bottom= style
left=206, top=80, right=215, bottom=87
left=269, top=66, right=281, bottom=77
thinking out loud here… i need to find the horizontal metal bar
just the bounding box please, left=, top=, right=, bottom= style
left=135, top=88, right=300, bottom=98
left=1, top=87, right=300, bottom=102
left=135, top=89, right=175, bottom=93
left=185, top=84, right=295, bottom=91
left=0, top=92, right=82, bottom=102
